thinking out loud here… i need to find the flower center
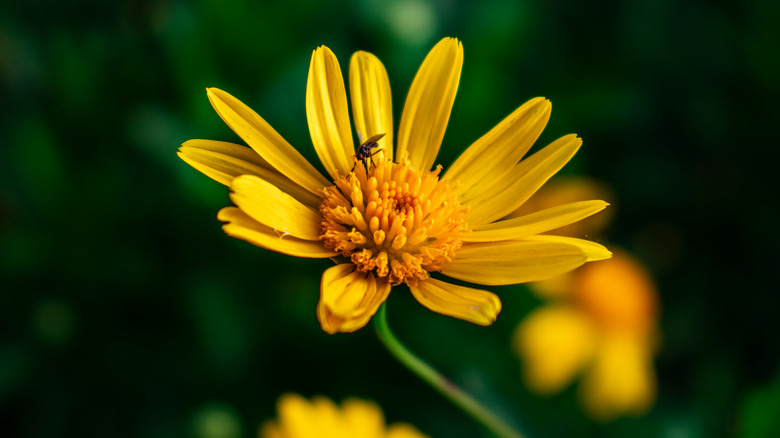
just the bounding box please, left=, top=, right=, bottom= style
left=320, top=160, right=467, bottom=285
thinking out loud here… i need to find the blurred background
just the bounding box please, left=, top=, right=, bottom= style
left=2, top=0, right=780, bottom=436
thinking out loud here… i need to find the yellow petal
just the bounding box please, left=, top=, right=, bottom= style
left=444, top=97, right=551, bottom=197
left=464, top=134, right=582, bottom=225
left=504, top=176, right=616, bottom=238
left=276, top=393, right=322, bottom=438
left=349, top=51, right=394, bottom=163
left=579, top=333, right=657, bottom=420
left=178, top=139, right=321, bottom=208
left=318, top=265, right=391, bottom=333
left=396, top=37, right=463, bottom=171
left=512, top=306, right=597, bottom=395
left=229, top=175, right=322, bottom=241
left=217, top=207, right=336, bottom=258
left=462, top=201, right=609, bottom=242
left=523, top=235, right=612, bottom=261
left=206, top=87, right=330, bottom=194
left=409, top=278, right=501, bottom=326
left=309, top=396, right=342, bottom=433
left=341, top=398, right=385, bottom=436
left=306, top=47, right=355, bottom=180
left=441, top=240, right=587, bottom=286
left=387, top=424, right=430, bottom=438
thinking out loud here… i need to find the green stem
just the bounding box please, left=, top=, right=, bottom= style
left=374, top=302, right=525, bottom=438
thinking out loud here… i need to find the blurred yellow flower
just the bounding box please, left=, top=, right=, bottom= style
left=179, top=37, right=610, bottom=334
left=513, top=250, right=659, bottom=421
left=259, top=394, right=427, bottom=438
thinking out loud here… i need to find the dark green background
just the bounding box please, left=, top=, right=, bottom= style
left=2, top=0, right=779, bottom=436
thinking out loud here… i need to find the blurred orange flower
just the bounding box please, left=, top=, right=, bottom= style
left=511, top=178, right=660, bottom=420
left=260, top=394, right=427, bottom=438
left=514, top=250, right=659, bottom=421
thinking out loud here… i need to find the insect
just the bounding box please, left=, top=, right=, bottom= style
left=351, top=133, right=386, bottom=172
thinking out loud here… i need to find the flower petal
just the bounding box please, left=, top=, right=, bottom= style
left=387, top=424, right=429, bottom=438
left=444, top=97, right=551, bottom=197
left=341, top=398, right=385, bottom=436
left=318, top=265, right=391, bottom=333
left=573, top=250, right=657, bottom=332
left=178, top=139, right=321, bottom=208
left=503, top=177, right=615, bottom=237
left=306, top=46, right=355, bottom=180
left=275, top=393, right=323, bottom=437
left=464, top=134, right=582, bottom=225
left=349, top=51, right=393, bottom=162
left=217, top=206, right=336, bottom=258
left=523, top=235, right=612, bottom=261
left=409, top=278, right=501, bottom=326
left=229, top=175, right=322, bottom=241
left=579, top=333, right=657, bottom=420
left=512, top=305, right=597, bottom=395
left=207, top=87, right=330, bottom=194
left=308, top=397, right=342, bottom=430
left=462, top=200, right=609, bottom=242
left=396, top=37, right=463, bottom=172
left=441, top=240, right=587, bottom=285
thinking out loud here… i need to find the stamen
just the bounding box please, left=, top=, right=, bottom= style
left=320, top=160, right=466, bottom=285
left=350, top=207, right=368, bottom=230
left=373, top=230, right=386, bottom=245
left=391, top=235, right=407, bottom=250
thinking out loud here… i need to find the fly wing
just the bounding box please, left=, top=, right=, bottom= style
left=362, top=133, right=386, bottom=147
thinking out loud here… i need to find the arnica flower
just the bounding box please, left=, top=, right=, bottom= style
left=178, top=37, right=611, bottom=334
left=260, top=393, right=427, bottom=438
left=513, top=249, right=660, bottom=421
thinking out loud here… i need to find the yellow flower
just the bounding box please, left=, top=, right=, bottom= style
left=513, top=250, right=659, bottom=421
left=260, top=394, right=427, bottom=438
left=178, top=37, right=610, bottom=334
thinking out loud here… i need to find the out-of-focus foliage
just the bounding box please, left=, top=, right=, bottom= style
left=2, top=0, right=779, bottom=437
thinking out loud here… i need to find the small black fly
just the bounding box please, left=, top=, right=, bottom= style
left=351, top=133, right=386, bottom=172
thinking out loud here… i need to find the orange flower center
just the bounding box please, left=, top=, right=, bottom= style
left=320, top=160, right=467, bottom=285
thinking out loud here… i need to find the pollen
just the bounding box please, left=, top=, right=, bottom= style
left=320, top=159, right=468, bottom=285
